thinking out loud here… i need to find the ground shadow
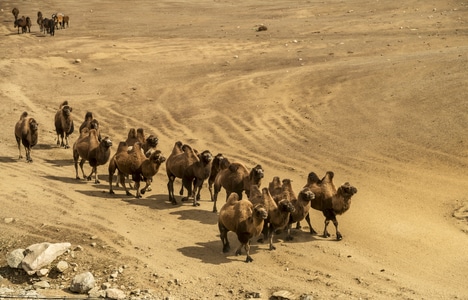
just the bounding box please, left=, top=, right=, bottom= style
left=0, top=156, right=17, bottom=163
left=178, top=239, right=266, bottom=265
left=169, top=208, right=218, bottom=225
left=43, top=174, right=87, bottom=185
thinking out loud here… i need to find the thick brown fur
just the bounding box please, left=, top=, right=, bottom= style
left=249, top=186, right=295, bottom=250
left=14, top=112, right=39, bottom=163
left=54, top=101, right=74, bottom=148
left=166, top=142, right=213, bottom=206
left=138, top=150, right=166, bottom=197
left=212, top=162, right=264, bottom=213
left=208, top=153, right=229, bottom=203
left=73, top=129, right=112, bottom=184
left=218, top=193, right=268, bottom=263
left=79, top=112, right=101, bottom=141
left=303, top=171, right=358, bottom=240
left=108, top=142, right=147, bottom=198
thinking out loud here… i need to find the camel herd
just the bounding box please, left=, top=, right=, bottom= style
left=14, top=101, right=358, bottom=263
left=11, top=7, right=69, bottom=36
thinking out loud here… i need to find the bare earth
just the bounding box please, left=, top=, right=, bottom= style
left=1, top=0, right=468, bottom=299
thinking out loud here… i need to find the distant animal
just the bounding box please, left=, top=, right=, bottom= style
left=79, top=112, right=101, bottom=141
left=62, top=15, right=69, bottom=28
left=52, top=13, right=64, bottom=29
left=14, top=112, right=38, bottom=163
left=54, top=101, right=74, bottom=148
left=212, top=162, right=264, bottom=213
left=108, top=141, right=151, bottom=198
left=218, top=192, right=268, bottom=263
left=42, top=18, right=55, bottom=36
left=12, top=8, right=19, bottom=21
left=14, top=16, right=31, bottom=34
left=37, top=11, right=43, bottom=32
left=73, top=129, right=112, bottom=184
left=249, top=186, right=295, bottom=250
left=303, top=171, right=358, bottom=240
left=165, top=141, right=213, bottom=206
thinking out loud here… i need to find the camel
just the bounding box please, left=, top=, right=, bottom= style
left=165, top=141, right=213, bottom=206
left=302, top=171, right=358, bottom=240
left=14, top=112, right=39, bottom=163
left=218, top=192, right=268, bottom=263
left=73, top=129, right=112, bottom=184
left=54, top=101, right=74, bottom=148
left=249, top=186, right=295, bottom=250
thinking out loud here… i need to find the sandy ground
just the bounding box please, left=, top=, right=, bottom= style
left=1, top=0, right=468, bottom=299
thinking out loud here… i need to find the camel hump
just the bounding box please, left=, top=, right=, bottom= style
left=20, top=111, right=28, bottom=120
left=60, top=100, right=69, bottom=108
left=84, top=111, right=93, bottom=121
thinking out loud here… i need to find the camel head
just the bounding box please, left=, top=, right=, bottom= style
left=253, top=204, right=268, bottom=220
left=338, top=182, right=358, bottom=199
left=277, top=198, right=296, bottom=213
left=199, top=150, right=213, bottom=164
left=298, top=187, right=315, bottom=202
left=146, top=135, right=159, bottom=148
left=149, top=150, right=166, bottom=164
left=101, top=137, right=113, bottom=149
left=250, top=165, right=264, bottom=183
left=61, top=104, right=72, bottom=117
left=89, top=119, right=100, bottom=131
left=29, top=119, right=39, bottom=131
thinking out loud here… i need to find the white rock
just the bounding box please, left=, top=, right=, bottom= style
left=70, top=271, right=95, bottom=294
left=33, top=280, right=50, bottom=289
left=36, top=268, right=49, bottom=276
left=6, top=248, right=25, bottom=268
left=56, top=260, right=69, bottom=272
left=21, top=242, right=71, bottom=275
left=106, top=288, right=126, bottom=300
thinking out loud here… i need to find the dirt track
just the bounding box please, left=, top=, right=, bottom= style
left=1, top=0, right=468, bottom=299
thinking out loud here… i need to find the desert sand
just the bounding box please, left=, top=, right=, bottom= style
left=1, top=0, right=467, bottom=299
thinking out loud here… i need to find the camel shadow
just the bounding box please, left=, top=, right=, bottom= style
left=35, top=143, right=54, bottom=150
left=178, top=239, right=265, bottom=264
left=122, top=194, right=174, bottom=210
left=43, top=158, right=74, bottom=167
left=0, top=156, right=17, bottom=163
left=170, top=208, right=218, bottom=225
left=43, top=175, right=87, bottom=185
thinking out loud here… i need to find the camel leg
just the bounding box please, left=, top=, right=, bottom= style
left=16, top=138, right=23, bottom=159
left=56, top=133, right=61, bottom=146
left=323, top=210, right=340, bottom=239
left=244, top=241, right=253, bottom=263
left=25, top=147, right=32, bottom=163
left=219, top=223, right=230, bottom=253
left=268, top=225, right=276, bottom=251
left=120, top=174, right=132, bottom=196
left=79, top=159, right=87, bottom=179
left=64, top=135, right=70, bottom=149
left=134, top=180, right=141, bottom=198
left=285, top=224, right=294, bottom=241
left=305, top=213, right=317, bottom=235
left=167, top=176, right=177, bottom=205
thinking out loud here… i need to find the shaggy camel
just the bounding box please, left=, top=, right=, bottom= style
left=218, top=193, right=268, bottom=263
left=249, top=186, right=295, bottom=250
left=14, top=112, right=39, bottom=163
left=79, top=111, right=101, bottom=143
left=212, top=163, right=264, bottom=213
left=108, top=141, right=148, bottom=198
left=54, top=101, right=74, bottom=148
left=166, top=142, right=213, bottom=206
left=14, top=16, right=31, bottom=34
left=268, top=177, right=315, bottom=240
left=138, top=150, right=166, bottom=196
left=73, top=129, right=112, bottom=184
left=303, top=171, right=358, bottom=240
left=208, top=153, right=229, bottom=203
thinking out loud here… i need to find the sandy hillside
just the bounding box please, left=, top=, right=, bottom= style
left=1, top=0, right=468, bottom=299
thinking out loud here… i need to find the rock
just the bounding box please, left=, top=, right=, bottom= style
left=56, top=261, right=69, bottom=272
left=4, top=217, right=15, bottom=223
left=36, top=268, right=49, bottom=277
left=33, top=280, right=50, bottom=289
left=21, top=242, right=71, bottom=275
left=74, top=59, right=81, bottom=64
left=271, top=290, right=297, bottom=300
left=70, top=271, right=95, bottom=294
left=106, top=288, right=126, bottom=300
left=6, top=248, right=25, bottom=268
left=0, top=287, right=15, bottom=294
